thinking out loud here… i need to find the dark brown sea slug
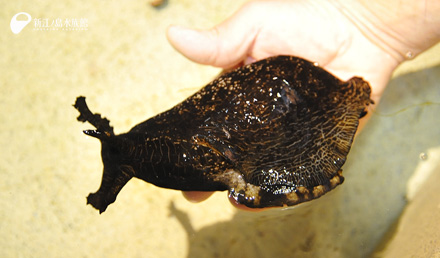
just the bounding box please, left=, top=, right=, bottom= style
left=74, top=55, right=373, bottom=213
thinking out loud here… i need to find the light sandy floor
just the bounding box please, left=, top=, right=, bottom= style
left=1, top=1, right=440, bottom=257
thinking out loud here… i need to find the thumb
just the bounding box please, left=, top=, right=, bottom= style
left=167, top=12, right=260, bottom=68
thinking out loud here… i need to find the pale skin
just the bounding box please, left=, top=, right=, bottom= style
left=166, top=0, right=440, bottom=210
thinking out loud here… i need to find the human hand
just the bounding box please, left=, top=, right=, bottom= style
left=168, top=0, right=403, bottom=103
left=166, top=0, right=438, bottom=209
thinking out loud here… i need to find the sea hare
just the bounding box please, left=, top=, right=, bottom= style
left=74, top=55, right=373, bottom=213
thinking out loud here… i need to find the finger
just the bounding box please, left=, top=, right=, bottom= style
left=183, top=190, right=271, bottom=212
left=166, top=7, right=260, bottom=68
left=227, top=194, right=270, bottom=212
left=182, top=191, right=214, bottom=203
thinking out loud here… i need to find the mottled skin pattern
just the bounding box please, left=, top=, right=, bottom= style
left=74, top=56, right=373, bottom=213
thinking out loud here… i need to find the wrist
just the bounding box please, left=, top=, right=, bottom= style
left=330, top=0, right=440, bottom=64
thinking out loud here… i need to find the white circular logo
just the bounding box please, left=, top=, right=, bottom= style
left=10, top=12, right=32, bottom=34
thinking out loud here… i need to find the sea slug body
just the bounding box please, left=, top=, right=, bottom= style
left=74, top=55, right=373, bottom=213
